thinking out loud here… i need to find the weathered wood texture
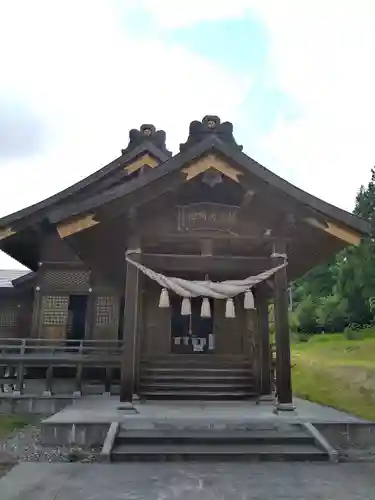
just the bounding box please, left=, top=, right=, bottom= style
left=257, top=288, right=272, bottom=395
left=141, top=282, right=170, bottom=357
left=272, top=241, right=293, bottom=407
left=92, top=294, right=120, bottom=340
left=214, top=297, right=246, bottom=356
left=0, top=299, right=21, bottom=338
left=120, top=252, right=141, bottom=402
left=39, top=294, right=69, bottom=339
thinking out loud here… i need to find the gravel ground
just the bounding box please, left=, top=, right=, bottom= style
left=0, top=421, right=99, bottom=478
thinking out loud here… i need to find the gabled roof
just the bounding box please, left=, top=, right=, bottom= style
left=0, top=140, right=169, bottom=228
left=49, top=135, right=368, bottom=236
left=0, top=116, right=370, bottom=273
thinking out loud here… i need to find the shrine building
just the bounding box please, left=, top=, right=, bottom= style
left=0, top=116, right=369, bottom=409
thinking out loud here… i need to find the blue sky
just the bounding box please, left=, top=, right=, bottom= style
left=0, top=0, right=375, bottom=269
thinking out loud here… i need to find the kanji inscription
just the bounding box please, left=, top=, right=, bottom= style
left=177, top=203, right=239, bottom=233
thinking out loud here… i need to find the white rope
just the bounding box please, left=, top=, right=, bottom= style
left=125, top=252, right=287, bottom=299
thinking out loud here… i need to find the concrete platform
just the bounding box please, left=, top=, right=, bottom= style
left=40, top=395, right=375, bottom=449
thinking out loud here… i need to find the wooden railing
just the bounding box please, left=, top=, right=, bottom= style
left=0, top=338, right=123, bottom=357
left=0, top=338, right=124, bottom=396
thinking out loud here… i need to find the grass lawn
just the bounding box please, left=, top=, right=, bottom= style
left=292, top=335, right=375, bottom=421
left=0, top=415, right=30, bottom=440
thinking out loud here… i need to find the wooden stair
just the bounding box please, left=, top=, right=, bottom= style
left=138, top=356, right=256, bottom=400
left=109, top=423, right=330, bottom=462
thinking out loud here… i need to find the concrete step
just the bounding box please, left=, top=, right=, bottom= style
left=116, top=429, right=314, bottom=445
left=141, top=367, right=252, bottom=374
left=138, top=390, right=256, bottom=399
left=111, top=442, right=328, bottom=462
left=140, top=374, right=252, bottom=381
left=139, top=383, right=253, bottom=391
left=141, top=357, right=251, bottom=365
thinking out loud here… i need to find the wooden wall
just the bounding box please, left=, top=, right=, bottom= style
left=0, top=297, right=20, bottom=338
left=0, top=292, right=33, bottom=339
left=140, top=283, right=252, bottom=359
left=91, top=294, right=120, bottom=340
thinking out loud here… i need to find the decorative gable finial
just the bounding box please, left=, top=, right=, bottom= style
left=179, top=115, right=243, bottom=153
left=122, top=124, right=172, bottom=156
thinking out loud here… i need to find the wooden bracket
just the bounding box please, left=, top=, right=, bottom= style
left=124, top=154, right=159, bottom=174
left=0, top=227, right=16, bottom=241
left=305, top=217, right=361, bottom=246
left=182, top=154, right=242, bottom=183
left=56, top=213, right=99, bottom=238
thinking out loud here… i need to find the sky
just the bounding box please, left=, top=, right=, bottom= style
left=1, top=0, right=375, bottom=270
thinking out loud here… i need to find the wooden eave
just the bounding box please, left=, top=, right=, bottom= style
left=0, top=142, right=169, bottom=268
left=49, top=135, right=369, bottom=238
left=0, top=141, right=168, bottom=229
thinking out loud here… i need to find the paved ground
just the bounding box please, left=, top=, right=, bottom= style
left=1, top=462, right=375, bottom=499
left=44, top=396, right=368, bottom=427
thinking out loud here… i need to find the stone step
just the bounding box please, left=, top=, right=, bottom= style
left=141, top=367, right=252, bottom=374
left=140, top=374, right=252, bottom=381
left=139, top=382, right=254, bottom=390
left=138, top=390, right=256, bottom=399
left=116, top=429, right=314, bottom=445
left=111, top=443, right=328, bottom=462
left=141, top=356, right=250, bottom=364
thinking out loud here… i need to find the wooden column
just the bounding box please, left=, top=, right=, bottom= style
left=256, top=286, right=272, bottom=396
left=272, top=241, right=294, bottom=410
left=120, top=246, right=141, bottom=402
left=31, top=287, right=41, bottom=338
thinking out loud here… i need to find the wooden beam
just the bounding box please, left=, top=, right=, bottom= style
left=305, top=217, right=362, bottom=246
left=256, top=287, right=272, bottom=396
left=141, top=253, right=273, bottom=273
left=56, top=214, right=99, bottom=239
left=124, top=154, right=160, bottom=174
left=182, top=154, right=243, bottom=183
left=0, top=227, right=16, bottom=241
left=272, top=241, right=294, bottom=410
left=120, top=246, right=141, bottom=402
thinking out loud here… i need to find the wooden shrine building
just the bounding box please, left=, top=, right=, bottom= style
left=0, top=116, right=369, bottom=409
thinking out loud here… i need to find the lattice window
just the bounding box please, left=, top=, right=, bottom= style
left=95, top=296, right=116, bottom=326
left=42, top=295, right=69, bottom=325
left=43, top=270, right=90, bottom=289
left=0, top=307, right=18, bottom=326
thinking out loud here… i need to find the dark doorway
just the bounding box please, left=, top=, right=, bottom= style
left=170, top=296, right=214, bottom=354
left=67, top=295, right=88, bottom=341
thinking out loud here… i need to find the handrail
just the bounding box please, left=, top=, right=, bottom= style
left=0, top=338, right=123, bottom=357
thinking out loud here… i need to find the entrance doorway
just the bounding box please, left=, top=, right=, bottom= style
left=67, top=295, right=88, bottom=341
left=170, top=296, right=214, bottom=354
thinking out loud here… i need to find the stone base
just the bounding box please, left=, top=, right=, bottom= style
left=117, top=402, right=138, bottom=413
left=273, top=402, right=297, bottom=414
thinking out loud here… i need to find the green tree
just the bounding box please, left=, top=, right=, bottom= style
left=293, top=296, right=319, bottom=333
left=317, top=295, right=348, bottom=332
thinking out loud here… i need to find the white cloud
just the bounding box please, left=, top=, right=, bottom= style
left=0, top=0, right=251, bottom=269
left=244, top=1, right=375, bottom=211
left=138, top=0, right=375, bottom=211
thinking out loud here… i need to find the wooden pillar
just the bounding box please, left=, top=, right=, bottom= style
left=272, top=241, right=294, bottom=410
left=245, top=305, right=260, bottom=396
left=257, top=287, right=272, bottom=396
left=120, top=246, right=141, bottom=402
left=30, top=287, right=41, bottom=338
